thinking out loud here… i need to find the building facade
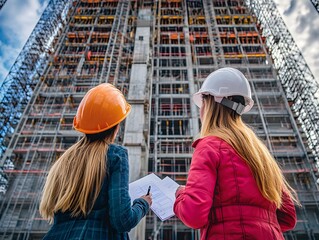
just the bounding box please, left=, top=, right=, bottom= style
left=0, top=0, right=318, bottom=239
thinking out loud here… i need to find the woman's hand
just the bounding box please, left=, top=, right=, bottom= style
left=140, top=194, right=152, bottom=207
left=175, top=185, right=185, bottom=197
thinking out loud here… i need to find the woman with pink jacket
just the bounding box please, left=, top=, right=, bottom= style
left=174, top=68, right=299, bottom=239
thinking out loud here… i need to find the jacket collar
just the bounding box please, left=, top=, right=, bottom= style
left=192, top=138, right=202, bottom=148
left=192, top=135, right=223, bottom=148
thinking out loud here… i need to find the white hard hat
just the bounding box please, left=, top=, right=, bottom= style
left=193, top=67, right=254, bottom=115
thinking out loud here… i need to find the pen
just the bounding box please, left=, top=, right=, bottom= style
left=146, top=186, right=151, bottom=195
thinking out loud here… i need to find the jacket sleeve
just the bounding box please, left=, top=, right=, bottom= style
left=108, top=146, right=149, bottom=232
left=174, top=141, right=220, bottom=229
left=276, top=190, right=297, bottom=232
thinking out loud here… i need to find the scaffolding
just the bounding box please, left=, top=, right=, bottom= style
left=0, top=0, right=139, bottom=239
left=244, top=1, right=319, bottom=239
left=0, top=0, right=71, bottom=160
left=149, top=0, right=319, bottom=239
left=0, top=0, right=7, bottom=10
left=310, top=0, right=319, bottom=13
left=0, top=0, right=319, bottom=239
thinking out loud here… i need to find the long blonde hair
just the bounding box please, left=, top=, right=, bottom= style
left=200, top=95, right=299, bottom=208
left=39, top=126, right=118, bottom=223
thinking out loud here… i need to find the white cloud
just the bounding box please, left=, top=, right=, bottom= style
left=274, top=0, right=319, bottom=82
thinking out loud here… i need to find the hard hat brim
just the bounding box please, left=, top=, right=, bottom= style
left=193, top=92, right=203, bottom=108
left=193, top=91, right=254, bottom=114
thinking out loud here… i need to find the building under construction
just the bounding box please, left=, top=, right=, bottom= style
left=0, top=0, right=319, bottom=239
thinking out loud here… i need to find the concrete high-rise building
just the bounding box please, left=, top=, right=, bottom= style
left=0, top=0, right=318, bottom=239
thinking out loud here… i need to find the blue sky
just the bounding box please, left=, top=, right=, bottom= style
left=0, top=0, right=48, bottom=84
left=0, top=0, right=318, bottom=85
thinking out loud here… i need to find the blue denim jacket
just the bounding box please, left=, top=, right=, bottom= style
left=43, top=144, right=149, bottom=240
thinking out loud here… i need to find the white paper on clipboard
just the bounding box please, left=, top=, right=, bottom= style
left=129, top=173, right=179, bottom=221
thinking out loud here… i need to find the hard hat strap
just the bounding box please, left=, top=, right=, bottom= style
left=220, top=97, right=245, bottom=115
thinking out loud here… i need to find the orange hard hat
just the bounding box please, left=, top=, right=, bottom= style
left=73, top=83, right=131, bottom=134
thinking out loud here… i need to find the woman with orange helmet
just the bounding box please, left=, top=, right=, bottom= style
left=174, top=68, right=299, bottom=239
left=40, top=83, right=152, bottom=239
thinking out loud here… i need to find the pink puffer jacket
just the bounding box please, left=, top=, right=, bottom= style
left=174, top=136, right=296, bottom=240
